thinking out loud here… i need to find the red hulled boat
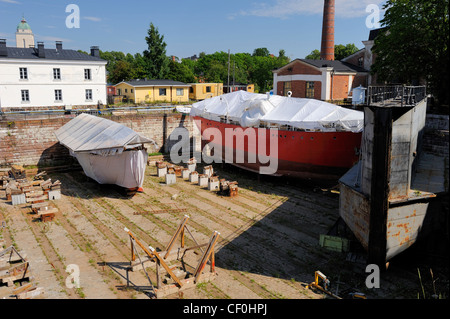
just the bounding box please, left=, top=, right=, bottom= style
left=190, top=91, right=363, bottom=181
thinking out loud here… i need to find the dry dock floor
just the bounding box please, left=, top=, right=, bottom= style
left=1, top=163, right=448, bottom=300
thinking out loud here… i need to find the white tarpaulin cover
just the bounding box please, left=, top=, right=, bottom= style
left=55, top=113, right=156, bottom=189
left=190, top=91, right=363, bottom=133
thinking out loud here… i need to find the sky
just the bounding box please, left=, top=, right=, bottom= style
left=0, top=0, right=386, bottom=60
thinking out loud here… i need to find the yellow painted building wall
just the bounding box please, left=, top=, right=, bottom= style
left=114, top=83, right=189, bottom=104
left=189, top=83, right=223, bottom=100
left=115, top=83, right=136, bottom=102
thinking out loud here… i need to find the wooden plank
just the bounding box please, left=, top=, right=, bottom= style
left=164, top=215, right=189, bottom=259
left=16, top=287, right=45, bottom=299
left=193, top=231, right=220, bottom=283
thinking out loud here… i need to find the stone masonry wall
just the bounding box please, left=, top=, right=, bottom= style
left=0, top=112, right=199, bottom=168
left=423, top=114, right=449, bottom=157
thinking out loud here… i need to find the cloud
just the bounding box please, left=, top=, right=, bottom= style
left=0, top=0, right=21, bottom=4
left=235, top=0, right=386, bottom=19
left=83, top=16, right=102, bottom=22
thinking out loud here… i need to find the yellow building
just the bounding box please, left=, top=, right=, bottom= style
left=189, top=83, right=223, bottom=101
left=115, top=80, right=190, bottom=104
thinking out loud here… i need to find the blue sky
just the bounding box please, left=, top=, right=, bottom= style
left=0, top=0, right=386, bottom=59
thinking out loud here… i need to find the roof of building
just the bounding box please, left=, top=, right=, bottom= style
left=301, top=59, right=368, bottom=73
left=17, top=18, right=31, bottom=31
left=368, top=27, right=387, bottom=41
left=1, top=46, right=105, bottom=62
left=274, top=58, right=368, bottom=74
left=119, top=79, right=190, bottom=87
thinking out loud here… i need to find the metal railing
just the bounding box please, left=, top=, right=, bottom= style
left=0, top=105, right=180, bottom=121
left=367, top=85, right=427, bottom=107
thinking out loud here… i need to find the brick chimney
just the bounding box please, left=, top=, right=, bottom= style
left=320, top=0, right=335, bottom=61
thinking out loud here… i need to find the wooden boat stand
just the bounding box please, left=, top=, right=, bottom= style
left=124, top=215, right=220, bottom=298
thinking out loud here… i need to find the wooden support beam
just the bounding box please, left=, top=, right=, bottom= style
left=194, top=231, right=220, bottom=283
left=151, top=248, right=184, bottom=288
left=164, top=215, right=189, bottom=259
left=124, top=227, right=183, bottom=288
left=124, top=228, right=155, bottom=259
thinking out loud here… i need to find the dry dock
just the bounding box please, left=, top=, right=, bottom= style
left=1, top=161, right=448, bottom=299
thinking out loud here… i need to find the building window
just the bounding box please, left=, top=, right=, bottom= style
left=117, top=88, right=122, bottom=95
left=20, top=68, right=28, bottom=80
left=85, top=89, right=93, bottom=101
left=21, top=90, right=30, bottom=102
left=206, top=86, right=212, bottom=93
left=53, top=68, right=61, bottom=80
left=189, top=87, right=194, bottom=93
left=84, top=69, right=92, bottom=80
left=306, top=82, right=315, bottom=98
left=283, top=81, right=291, bottom=96
left=176, top=88, right=184, bottom=96
left=131, top=89, right=134, bottom=93
left=358, top=57, right=364, bottom=67
left=125, top=89, right=128, bottom=93
left=55, top=89, right=63, bottom=102
left=159, top=88, right=167, bottom=96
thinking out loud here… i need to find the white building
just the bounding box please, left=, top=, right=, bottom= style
left=0, top=39, right=107, bottom=111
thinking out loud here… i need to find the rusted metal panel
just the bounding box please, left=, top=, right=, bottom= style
left=339, top=181, right=370, bottom=251
left=386, top=202, right=428, bottom=260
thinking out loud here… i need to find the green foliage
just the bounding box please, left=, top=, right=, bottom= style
left=305, top=44, right=360, bottom=60
left=253, top=47, right=270, bottom=57
left=334, top=44, right=360, bottom=61
left=372, top=0, right=449, bottom=105
left=305, top=49, right=321, bottom=60
left=168, top=60, right=196, bottom=83
left=143, top=23, right=170, bottom=79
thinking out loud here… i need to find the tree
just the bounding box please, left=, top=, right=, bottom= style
left=131, top=53, right=149, bottom=80
left=143, top=23, right=170, bottom=79
left=305, top=49, right=321, bottom=60
left=253, top=48, right=270, bottom=57
left=108, top=60, right=133, bottom=84
left=168, top=60, right=196, bottom=83
left=305, top=44, right=359, bottom=60
left=371, top=0, right=449, bottom=105
left=334, top=44, right=360, bottom=60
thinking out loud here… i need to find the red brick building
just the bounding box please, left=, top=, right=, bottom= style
left=107, top=85, right=116, bottom=96
left=272, top=59, right=368, bottom=101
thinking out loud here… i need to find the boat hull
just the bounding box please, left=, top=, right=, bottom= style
left=193, top=117, right=362, bottom=181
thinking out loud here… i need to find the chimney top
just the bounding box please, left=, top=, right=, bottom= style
left=37, top=41, right=45, bottom=58
left=56, top=41, right=63, bottom=51
left=90, top=46, right=100, bottom=57
left=0, top=39, right=7, bottom=57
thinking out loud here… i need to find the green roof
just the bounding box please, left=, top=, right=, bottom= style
left=17, top=19, right=31, bottom=31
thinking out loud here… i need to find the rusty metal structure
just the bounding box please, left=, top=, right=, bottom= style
left=339, top=85, right=446, bottom=268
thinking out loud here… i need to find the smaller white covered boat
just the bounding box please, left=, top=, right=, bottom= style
left=55, top=113, right=156, bottom=190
